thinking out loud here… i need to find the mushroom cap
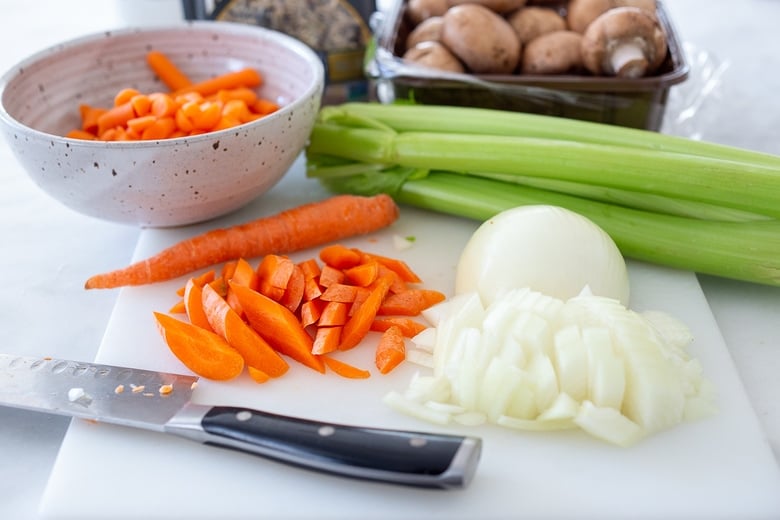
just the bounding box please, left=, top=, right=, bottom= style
left=580, top=6, right=668, bottom=77
left=508, top=7, right=567, bottom=45
left=567, top=0, right=615, bottom=34
left=406, top=16, right=444, bottom=50
left=521, top=30, right=584, bottom=74
left=403, top=41, right=466, bottom=73
left=446, top=0, right=528, bottom=14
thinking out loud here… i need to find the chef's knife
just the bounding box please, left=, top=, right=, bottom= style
left=0, top=354, right=480, bottom=489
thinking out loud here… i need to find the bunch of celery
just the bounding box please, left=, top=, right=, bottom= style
left=305, top=102, right=780, bottom=287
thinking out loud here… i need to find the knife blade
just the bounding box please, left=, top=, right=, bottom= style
left=0, top=354, right=480, bottom=489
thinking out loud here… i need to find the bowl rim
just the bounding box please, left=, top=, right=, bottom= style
left=0, top=20, right=325, bottom=147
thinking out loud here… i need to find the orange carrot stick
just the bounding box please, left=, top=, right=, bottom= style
left=375, top=325, right=406, bottom=374
left=322, top=355, right=370, bottom=379
left=175, top=68, right=262, bottom=97
left=96, top=101, right=136, bottom=136
left=146, top=50, right=192, bottom=91
left=84, top=194, right=399, bottom=289
left=339, top=274, right=393, bottom=351
left=370, top=317, right=428, bottom=338
left=201, top=283, right=289, bottom=377
left=230, top=283, right=325, bottom=373
left=343, top=261, right=380, bottom=287
left=154, top=312, right=244, bottom=380
left=319, top=283, right=359, bottom=303
left=378, top=289, right=446, bottom=316
left=312, top=326, right=341, bottom=355
left=184, top=278, right=213, bottom=331
left=319, top=244, right=362, bottom=269
left=279, top=264, right=305, bottom=312
left=318, top=301, right=349, bottom=327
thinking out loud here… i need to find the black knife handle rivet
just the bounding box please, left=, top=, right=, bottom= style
left=235, top=410, right=252, bottom=422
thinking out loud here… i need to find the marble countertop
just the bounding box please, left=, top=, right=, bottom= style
left=1, top=1, right=778, bottom=518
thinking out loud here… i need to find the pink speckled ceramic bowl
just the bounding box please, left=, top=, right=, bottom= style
left=0, top=22, right=324, bottom=227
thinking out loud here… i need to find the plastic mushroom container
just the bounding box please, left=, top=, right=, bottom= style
left=368, top=0, right=689, bottom=130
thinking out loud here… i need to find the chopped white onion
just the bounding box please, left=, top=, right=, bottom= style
left=385, top=288, right=716, bottom=446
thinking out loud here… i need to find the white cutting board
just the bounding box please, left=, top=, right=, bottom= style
left=40, top=157, right=780, bottom=519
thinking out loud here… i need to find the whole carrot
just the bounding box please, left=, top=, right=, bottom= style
left=85, top=194, right=400, bottom=289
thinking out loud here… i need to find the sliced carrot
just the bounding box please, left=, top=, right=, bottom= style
left=230, top=283, right=325, bottom=373
left=363, top=252, right=422, bottom=283
left=257, top=254, right=295, bottom=301
left=229, top=258, right=258, bottom=290
left=370, top=317, right=428, bottom=338
left=177, top=269, right=215, bottom=296
left=298, top=258, right=321, bottom=280
left=126, top=115, right=157, bottom=134
left=320, top=244, right=362, bottom=269
left=303, top=277, right=323, bottom=302
left=190, top=100, right=222, bottom=130
left=85, top=194, right=399, bottom=289
left=154, top=312, right=244, bottom=381
left=130, top=94, right=152, bottom=117
left=175, top=67, right=262, bottom=97
left=248, top=366, right=271, bottom=384
left=318, top=264, right=345, bottom=288
left=201, top=283, right=289, bottom=377
left=79, top=104, right=107, bottom=133
left=174, top=108, right=194, bottom=132
left=225, top=258, right=257, bottom=315
left=279, top=264, right=305, bottom=313
left=215, top=87, right=258, bottom=105
left=146, top=50, right=192, bottom=91
left=253, top=98, right=279, bottom=116
left=377, top=264, right=409, bottom=294
left=375, top=325, right=406, bottom=374
left=96, top=101, right=135, bottom=136
left=184, top=278, right=213, bottom=331
left=66, top=129, right=97, bottom=140
left=300, top=299, right=325, bottom=328
left=322, top=355, right=370, bottom=379
left=348, top=286, right=372, bottom=317
left=344, top=260, right=380, bottom=287
left=339, top=274, right=393, bottom=351
left=312, top=326, right=341, bottom=355
left=114, top=88, right=141, bottom=107
left=221, top=260, right=237, bottom=282
left=319, top=283, right=359, bottom=303
left=142, top=116, right=176, bottom=140
left=150, top=93, right=178, bottom=118
left=318, top=301, right=349, bottom=327
left=169, top=300, right=186, bottom=314
left=378, top=289, right=446, bottom=316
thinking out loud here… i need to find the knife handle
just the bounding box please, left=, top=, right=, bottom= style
left=165, top=403, right=481, bottom=489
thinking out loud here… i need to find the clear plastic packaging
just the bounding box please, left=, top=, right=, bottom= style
left=367, top=0, right=689, bottom=130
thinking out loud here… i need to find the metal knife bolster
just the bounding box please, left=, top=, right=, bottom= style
left=165, top=403, right=482, bottom=489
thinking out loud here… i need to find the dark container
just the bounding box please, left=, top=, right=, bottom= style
left=367, top=0, right=689, bottom=130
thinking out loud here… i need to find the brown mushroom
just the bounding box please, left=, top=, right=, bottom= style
left=406, top=16, right=444, bottom=49
left=580, top=6, right=667, bottom=78
left=440, top=4, right=521, bottom=74
left=567, top=0, right=658, bottom=34
left=522, top=30, right=584, bottom=74
left=446, top=0, right=528, bottom=14
left=403, top=41, right=466, bottom=73
left=508, top=7, right=567, bottom=46
left=406, top=0, right=449, bottom=26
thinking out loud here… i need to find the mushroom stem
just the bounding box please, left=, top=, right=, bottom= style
left=609, top=41, right=648, bottom=77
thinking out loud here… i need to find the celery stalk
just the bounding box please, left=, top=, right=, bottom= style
left=305, top=102, right=780, bottom=287
left=320, top=103, right=780, bottom=169
left=309, top=163, right=780, bottom=287
left=307, top=124, right=780, bottom=219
